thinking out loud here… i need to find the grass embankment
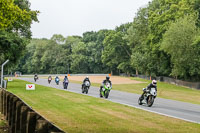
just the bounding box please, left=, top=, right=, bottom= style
left=0, top=114, right=8, bottom=133
left=7, top=79, right=200, bottom=133
left=70, top=77, right=200, bottom=105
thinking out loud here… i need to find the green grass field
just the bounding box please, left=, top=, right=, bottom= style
left=6, top=79, right=200, bottom=133
left=70, top=77, right=200, bottom=105
left=0, top=114, right=8, bottom=133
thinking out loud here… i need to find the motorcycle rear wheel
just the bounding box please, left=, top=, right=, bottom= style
left=138, top=97, right=143, bottom=105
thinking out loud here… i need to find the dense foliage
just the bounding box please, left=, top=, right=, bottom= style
left=0, top=0, right=39, bottom=66
left=13, top=0, right=200, bottom=81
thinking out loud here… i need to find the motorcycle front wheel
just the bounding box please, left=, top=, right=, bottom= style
left=147, top=96, right=154, bottom=107
left=85, top=87, right=88, bottom=94
left=105, top=90, right=110, bottom=98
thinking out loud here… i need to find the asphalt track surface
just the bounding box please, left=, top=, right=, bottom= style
left=19, top=77, right=200, bottom=124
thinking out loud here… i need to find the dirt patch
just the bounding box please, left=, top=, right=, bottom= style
left=66, top=76, right=145, bottom=84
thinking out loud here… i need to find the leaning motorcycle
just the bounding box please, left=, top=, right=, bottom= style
left=100, top=82, right=112, bottom=98
left=138, top=88, right=157, bottom=107
left=63, top=79, right=69, bottom=89
left=82, top=81, right=90, bottom=94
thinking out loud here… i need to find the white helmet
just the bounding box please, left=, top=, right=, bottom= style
left=152, top=80, right=157, bottom=86
left=86, top=76, right=89, bottom=79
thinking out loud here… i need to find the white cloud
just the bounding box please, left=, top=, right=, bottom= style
left=29, top=0, right=151, bottom=39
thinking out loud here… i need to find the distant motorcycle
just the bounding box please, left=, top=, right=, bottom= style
left=48, top=76, right=52, bottom=84
left=34, top=76, right=38, bottom=82
left=63, top=79, right=69, bottom=89
left=100, top=82, right=112, bottom=98
left=55, top=77, right=60, bottom=85
left=138, top=88, right=157, bottom=107
left=82, top=81, right=90, bottom=94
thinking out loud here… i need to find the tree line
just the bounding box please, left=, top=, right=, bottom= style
left=0, top=0, right=38, bottom=71
left=2, top=0, right=200, bottom=81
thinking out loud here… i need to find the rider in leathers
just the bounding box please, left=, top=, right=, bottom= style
left=141, top=80, right=157, bottom=99
left=100, top=76, right=112, bottom=94
left=82, top=76, right=91, bottom=89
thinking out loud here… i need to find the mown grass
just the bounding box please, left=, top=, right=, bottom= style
left=70, top=77, right=200, bottom=105
left=6, top=79, right=200, bottom=133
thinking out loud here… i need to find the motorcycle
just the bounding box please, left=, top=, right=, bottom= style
left=138, top=88, right=157, bottom=107
left=48, top=77, right=52, bottom=84
left=63, top=79, right=69, bottom=89
left=55, top=78, right=60, bottom=85
left=34, top=76, right=38, bottom=82
left=100, top=82, right=112, bottom=98
left=82, top=81, right=90, bottom=94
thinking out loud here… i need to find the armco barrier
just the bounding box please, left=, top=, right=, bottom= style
left=0, top=88, right=65, bottom=133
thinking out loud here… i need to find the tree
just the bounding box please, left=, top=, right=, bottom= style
left=102, top=30, right=131, bottom=74
left=125, top=7, right=149, bottom=75
left=0, top=0, right=39, bottom=66
left=161, top=15, right=200, bottom=80
left=144, top=0, right=196, bottom=76
left=71, top=42, right=89, bottom=73
left=51, top=34, right=66, bottom=45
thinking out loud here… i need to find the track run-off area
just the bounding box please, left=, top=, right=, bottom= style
left=18, top=77, right=200, bottom=124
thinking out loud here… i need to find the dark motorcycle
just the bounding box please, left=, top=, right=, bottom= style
left=138, top=88, right=157, bottom=107
left=63, top=79, right=69, bottom=89
left=34, top=76, right=38, bottom=82
left=82, top=81, right=90, bottom=94
left=48, top=76, right=52, bottom=84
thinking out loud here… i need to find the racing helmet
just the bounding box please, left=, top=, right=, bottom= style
left=152, top=80, right=157, bottom=86
left=106, top=76, right=110, bottom=80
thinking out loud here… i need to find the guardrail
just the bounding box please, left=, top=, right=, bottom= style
left=0, top=88, right=65, bottom=133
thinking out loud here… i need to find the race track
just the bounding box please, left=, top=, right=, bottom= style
left=18, top=77, right=200, bottom=124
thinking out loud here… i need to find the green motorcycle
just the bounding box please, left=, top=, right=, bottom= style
left=100, top=82, right=112, bottom=98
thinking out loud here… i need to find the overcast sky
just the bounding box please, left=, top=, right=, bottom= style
left=29, top=0, right=151, bottom=39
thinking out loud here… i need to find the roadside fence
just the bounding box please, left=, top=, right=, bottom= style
left=0, top=88, right=65, bottom=133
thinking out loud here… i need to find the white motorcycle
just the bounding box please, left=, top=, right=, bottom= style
left=138, top=88, right=157, bottom=107
left=82, top=81, right=90, bottom=94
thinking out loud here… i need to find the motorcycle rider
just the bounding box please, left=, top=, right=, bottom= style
left=55, top=76, right=59, bottom=81
left=63, top=75, right=69, bottom=89
left=48, top=76, right=52, bottom=84
left=55, top=76, right=60, bottom=83
left=141, top=79, right=157, bottom=99
left=34, top=74, right=38, bottom=82
left=63, top=76, right=68, bottom=82
left=82, top=76, right=91, bottom=90
left=100, top=76, right=112, bottom=94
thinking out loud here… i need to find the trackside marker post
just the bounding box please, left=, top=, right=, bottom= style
left=1, top=59, right=9, bottom=88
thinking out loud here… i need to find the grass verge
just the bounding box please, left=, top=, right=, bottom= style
left=0, top=114, right=8, bottom=133
left=6, top=79, right=200, bottom=133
